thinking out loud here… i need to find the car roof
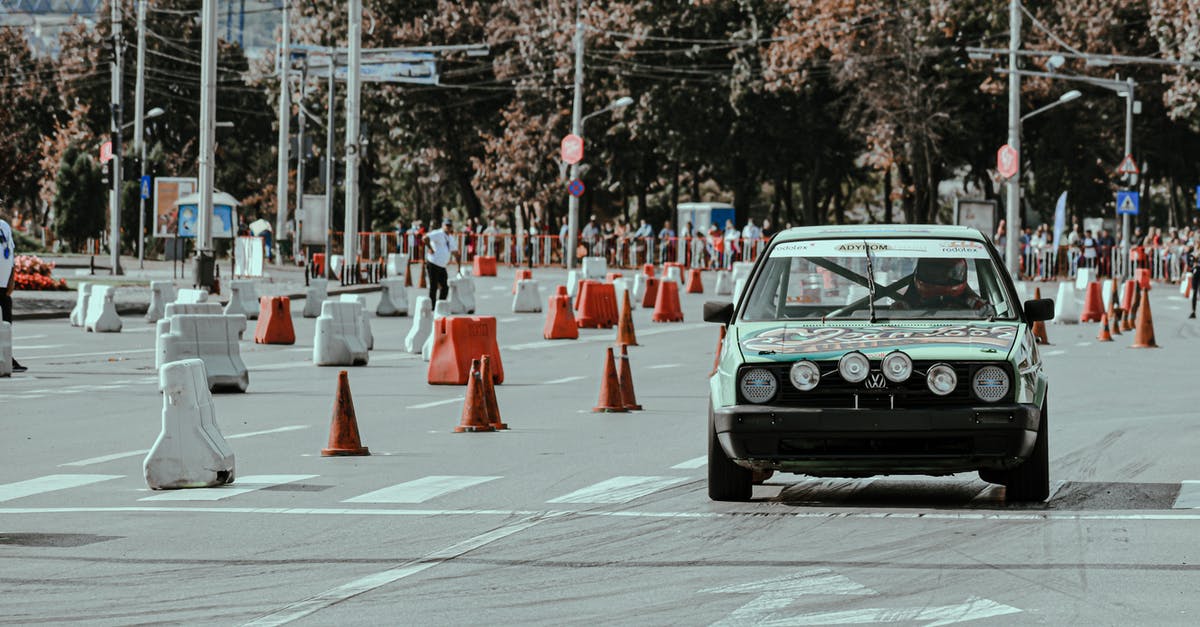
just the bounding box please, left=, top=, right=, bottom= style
left=773, top=224, right=988, bottom=242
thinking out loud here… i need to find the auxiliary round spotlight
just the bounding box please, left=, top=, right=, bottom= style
left=838, top=351, right=870, bottom=383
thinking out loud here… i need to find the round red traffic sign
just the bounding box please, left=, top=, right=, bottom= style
left=561, top=134, right=584, bottom=165
left=996, top=144, right=1019, bottom=179
left=567, top=179, right=585, bottom=198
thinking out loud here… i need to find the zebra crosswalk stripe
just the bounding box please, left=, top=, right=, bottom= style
left=547, top=476, right=687, bottom=504
left=139, top=475, right=317, bottom=501
left=344, top=476, right=501, bottom=504
left=0, top=474, right=123, bottom=502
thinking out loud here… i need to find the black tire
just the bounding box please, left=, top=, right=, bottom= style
left=708, top=406, right=752, bottom=501
left=1001, top=398, right=1050, bottom=503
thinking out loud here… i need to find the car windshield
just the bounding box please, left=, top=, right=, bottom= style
left=740, top=237, right=1017, bottom=322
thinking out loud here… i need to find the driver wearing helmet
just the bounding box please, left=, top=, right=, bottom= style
left=895, top=257, right=989, bottom=311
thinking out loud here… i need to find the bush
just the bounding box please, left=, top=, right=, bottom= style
left=12, top=255, right=68, bottom=291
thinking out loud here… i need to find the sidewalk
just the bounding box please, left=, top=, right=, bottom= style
left=12, top=255, right=379, bottom=320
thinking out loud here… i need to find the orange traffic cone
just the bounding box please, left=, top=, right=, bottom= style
left=652, top=280, right=684, bottom=322
left=1097, top=314, right=1113, bottom=342
left=616, top=290, right=638, bottom=347
left=1080, top=281, right=1104, bottom=322
left=685, top=268, right=704, bottom=294
left=455, top=360, right=497, bottom=432
left=1130, top=290, right=1158, bottom=348
left=711, top=326, right=726, bottom=377
left=592, top=347, right=629, bottom=413
left=322, top=371, right=371, bottom=456
left=418, top=264, right=427, bottom=289
left=617, top=344, right=642, bottom=411
left=480, top=355, right=507, bottom=430
left=641, top=277, right=660, bottom=309
left=1031, top=287, right=1050, bottom=345
left=642, top=264, right=656, bottom=277
left=1124, top=284, right=1141, bottom=332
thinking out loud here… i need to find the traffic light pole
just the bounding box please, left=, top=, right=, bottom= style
left=1004, top=0, right=1021, bottom=279
left=109, top=0, right=124, bottom=276
left=343, top=0, right=362, bottom=281
left=196, top=0, right=218, bottom=288
left=324, top=47, right=335, bottom=281
left=135, top=0, right=147, bottom=270
left=274, top=2, right=290, bottom=266
left=565, top=0, right=584, bottom=271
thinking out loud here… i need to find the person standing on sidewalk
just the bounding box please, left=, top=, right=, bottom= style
left=422, top=217, right=458, bottom=303
left=0, top=215, right=27, bottom=372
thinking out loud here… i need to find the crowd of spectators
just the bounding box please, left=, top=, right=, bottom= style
left=995, top=217, right=1200, bottom=280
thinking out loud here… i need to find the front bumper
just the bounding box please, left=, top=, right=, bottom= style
left=713, top=403, right=1040, bottom=475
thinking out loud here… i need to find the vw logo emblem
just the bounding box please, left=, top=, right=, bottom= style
left=864, top=373, right=887, bottom=390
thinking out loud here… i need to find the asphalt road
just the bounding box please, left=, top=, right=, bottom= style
left=2, top=270, right=1198, bottom=625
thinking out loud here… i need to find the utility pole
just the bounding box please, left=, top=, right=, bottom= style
left=1004, top=0, right=1021, bottom=279
left=274, top=2, right=290, bottom=266
left=324, top=48, right=336, bottom=280
left=294, top=58, right=308, bottom=262
left=565, top=0, right=584, bottom=271
left=343, top=0, right=362, bottom=281
left=134, top=0, right=147, bottom=270
left=1121, top=76, right=1135, bottom=268
left=109, top=0, right=124, bottom=276
left=196, top=0, right=219, bottom=289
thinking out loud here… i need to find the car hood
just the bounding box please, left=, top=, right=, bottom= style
left=735, top=321, right=1019, bottom=362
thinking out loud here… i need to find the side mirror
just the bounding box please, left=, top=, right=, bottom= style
left=703, top=301, right=734, bottom=325
left=1024, top=298, right=1054, bottom=322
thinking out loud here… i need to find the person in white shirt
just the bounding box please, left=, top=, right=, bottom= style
left=722, top=220, right=741, bottom=268
left=422, top=218, right=459, bottom=303
left=0, top=216, right=26, bottom=372
left=742, top=218, right=762, bottom=259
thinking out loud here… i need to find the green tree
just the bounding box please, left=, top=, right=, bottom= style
left=52, top=144, right=107, bottom=251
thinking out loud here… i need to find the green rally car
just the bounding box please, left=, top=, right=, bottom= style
left=704, top=225, right=1055, bottom=502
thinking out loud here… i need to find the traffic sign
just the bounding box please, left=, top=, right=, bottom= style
left=567, top=179, right=585, bottom=198
left=140, top=175, right=152, bottom=200
left=1116, top=190, right=1139, bottom=216
left=1116, top=154, right=1139, bottom=175
left=561, top=134, right=584, bottom=165
left=1195, top=185, right=1199, bottom=210
left=99, top=141, right=113, bottom=164
left=996, top=144, right=1019, bottom=179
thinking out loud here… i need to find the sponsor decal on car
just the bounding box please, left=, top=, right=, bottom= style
left=739, top=324, right=1019, bottom=356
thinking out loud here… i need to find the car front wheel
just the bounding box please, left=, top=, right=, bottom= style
left=999, top=398, right=1050, bottom=502
left=708, top=406, right=752, bottom=501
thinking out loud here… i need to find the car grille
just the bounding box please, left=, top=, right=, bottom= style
left=738, top=361, right=1013, bottom=408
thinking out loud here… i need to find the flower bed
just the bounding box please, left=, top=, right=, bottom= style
left=13, top=255, right=68, bottom=291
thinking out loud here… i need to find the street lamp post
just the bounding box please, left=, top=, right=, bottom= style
left=564, top=95, right=634, bottom=269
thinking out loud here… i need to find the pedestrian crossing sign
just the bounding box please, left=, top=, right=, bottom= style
left=1116, top=190, right=1139, bottom=216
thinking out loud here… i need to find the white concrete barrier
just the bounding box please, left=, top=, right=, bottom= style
left=84, top=285, right=122, bottom=333
left=513, top=279, right=543, bottom=313
left=446, top=282, right=468, bottom=315
left=452, top=273, right=476, bottom=313
left=664, top=265, right=682, bottom=285
left=714, top=271, right=733, bottom=296
left=314, top=301, right=369, bottom=366
left=404, top=296, right=433, bottom=354
left=144, top=359, right=236, bottom=490
left=1180, top=272, right=1191, bottom=296
left=223, top=280, right=260, bottom=320
left=376, top=277, right=408, bottom=316
left=175, top=288, right=210, bottom=304
left=339, top=294, right=374, bottom=350
left=329, top=254, right=345, bottom=277
left=70, top=282, right=92, bottom=327
left=632, top=273, right=647, bottom=305
left=302, top=278, right=327, bottom=318
left=733, top=277, right=747, bottom=303
left=732, top=261, right=755, bottom=282
left=386, top=253, right=409, bottom=278
left=156, top=302, right=229, bottom=369
left=611, top=278, right=635, bottom=311
left=1074, top=268, right=1092, bottom=291
left=0, top=321, right=11, bottom=377
left=159, top=314, right=250, bottom=392
left=422, top=300, right=454, bottom=362
left=582, top=256, right=607, bottom=280
left=567, top=270, right=583, bottom=298
left=146, top=281, right=176, bottom=323
left=1052, top=282, right=1080, bottom=324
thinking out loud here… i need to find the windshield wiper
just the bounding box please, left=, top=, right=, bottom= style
left=862, top=240, right=878, bottom=323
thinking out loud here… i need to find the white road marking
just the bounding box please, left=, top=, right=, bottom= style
left=406, top=397, right=464, bottom=410
left=60, top=425, right=309, bottom=467
left=777, top=596, right=1021, bottom=625
left=547, top=476, right=688, bottom=504
left=344, top=476, right=501, bottom=504
left=12, top=344, right=65, bottom=350
left=139, top=474, right=316, bottom=501
left=490, top=285, right=509, bottom=291
left=241, top=515, right=548, bottom=626
left=122, top=326, right=157, bottom=334
left=1075, top=341, right=1092, bottom=347
left=1173, top=480, right=1200, bottom=509
left=544, top=375, right=586, bottom=385
left=649, top=363, right=682, bottom=369
left=6, top=394, right=47, bottom=399
left=498, top=317, right=520, bottom=323
left=671, top=456, right=708, bottom=470
left=13, top=334, right=47, bottom=340
left=506, top=323, right=706, bottom=351
left=1042, top=349, right=1066, bottom=356
left=22, top=348, right=155, bottom=360
left=0, top=475, right=123, bottom=502
left=704, top=569, right=875, bottom=626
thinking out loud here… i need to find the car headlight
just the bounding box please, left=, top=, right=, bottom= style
left=740, top=368, right=778, bottom=403
left=926, top=363, right=957, bottom=396
left=881, top=351, right=913, bottom=383
left=838, top=351, right=869, bottom=383
left=972, top=365, right=1010, bottom=402
left=789, top=361, right=820, bottom=391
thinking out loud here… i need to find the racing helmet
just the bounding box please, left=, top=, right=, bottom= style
left=913, top=257, right=968, bottom=299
